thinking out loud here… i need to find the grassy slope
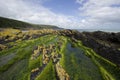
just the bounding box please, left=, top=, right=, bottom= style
left=0, top=16, right=59, bottom=29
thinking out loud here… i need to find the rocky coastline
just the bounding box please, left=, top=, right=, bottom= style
left=0, top=28, right=120, bottom=80
left=59, top=30, right=120, bottom=67
left=0, top=29, right=120, bottom=67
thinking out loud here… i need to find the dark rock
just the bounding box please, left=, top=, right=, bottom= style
left=60, top=30, right=120, bottom=66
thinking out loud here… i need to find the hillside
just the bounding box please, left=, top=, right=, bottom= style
left=0, top=17, right=59, bottom=29
left=0, top=29, right=120, bottom=80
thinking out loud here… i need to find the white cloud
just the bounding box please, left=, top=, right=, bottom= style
left=0, top=0, right=120, bottom=29
left=78, top=0, right=120, bottom=29
left=76, top=0, right=85, bottom=4
left=0, top=0, right=82, bottom=29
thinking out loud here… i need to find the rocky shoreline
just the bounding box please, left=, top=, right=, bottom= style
left=29, top=36, right=69, bottom=80
left=0, top=29, right=120, bottom=67
left=59, top=30, right=120, bottom=67
left=0, top=28, right=120, bottom=80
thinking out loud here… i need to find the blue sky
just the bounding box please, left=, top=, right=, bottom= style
left=42, top=0, right=80, bottom=15
left=0, top=0, right=120, bottom=29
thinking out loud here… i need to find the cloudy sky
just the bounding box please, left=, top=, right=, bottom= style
left=0, top=0, right=120, bottom=29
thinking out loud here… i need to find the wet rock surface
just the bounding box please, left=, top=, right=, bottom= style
left=60, top=30, right=120, bottom=66
left=30, top=39, right=69, bottom=80
left=0, top=28, right=120, bottom=80
left=55, top=62, right=70, bottom=80
left=30, top=64, right=46, bottom=80
left=1, top=29, right=119, bottom=66
left=0, top=28, right=120, bottom=64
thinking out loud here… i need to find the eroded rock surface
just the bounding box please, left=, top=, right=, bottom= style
left=59, top=30, right=120, bottom=66
left=30, top=38, right=69, bottom=80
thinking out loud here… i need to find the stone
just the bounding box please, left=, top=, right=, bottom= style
left=31, top=68, right=39, bottom=73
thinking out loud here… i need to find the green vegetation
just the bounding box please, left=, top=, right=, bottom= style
left=60, top=39, right=103, bottom=80
left=29, top=54, right=43, bottom=70
left=76, top=39, right=120, bottom=80
left=0, top=34, right=58, bottom=80
left=0, top=16, right=59, bottom=29
left=35, top=60, right=56, bottom=80
left=0, top=28, right=120, bottom=80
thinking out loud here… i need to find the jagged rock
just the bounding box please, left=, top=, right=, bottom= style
left=34, top=50, right=39, bottom=55
left=38, top=46, right=43, bottom=51
left=43, top=57, right=50, bottom=64
left=55, top=62, right=70, bottom=80
left=43, top=48, right=47, bottom=54
left=65, top=30, right=120, bottom=66
left=0, top=44, right=7, bottom=51
left=31, top=68, right=39, bottom=73
left=31, top=45, right=43, bottom=60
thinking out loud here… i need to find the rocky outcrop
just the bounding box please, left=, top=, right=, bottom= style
left=51, top=49, right=70, bottom=80
left=60, top=30, right=120, bottom=66
left=50, top=29, right=120, bottom=67
left=31, top=46, right=43, bottom=60
left=30, top=37, right=70, bottom=80
left=55, top=62, right=70, bottom=80
left=77, top=31, right=120, bottom=66
left=30, top=64, right=46, bottom=80
left=31, top=68, right=39, bottom=73
left=1, top=28, right=119, bottom=67
left=0, top=44, right=7, bottom=51
left=30, top=38, right=70, bottom=80
left=0, top=29, right=58, bottom=51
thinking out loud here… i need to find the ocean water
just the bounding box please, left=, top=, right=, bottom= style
left=75, top=29, right=120, bottom=33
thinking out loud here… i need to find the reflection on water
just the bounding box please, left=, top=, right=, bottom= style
left=64, top=42, right=103, bottom=80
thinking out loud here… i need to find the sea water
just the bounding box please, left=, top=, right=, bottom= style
left=76, top=29, right=120, bottom=33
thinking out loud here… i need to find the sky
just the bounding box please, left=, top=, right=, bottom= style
left=0, top=0, right=120, bottom=29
